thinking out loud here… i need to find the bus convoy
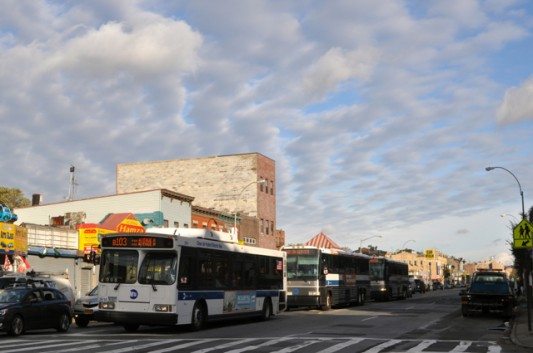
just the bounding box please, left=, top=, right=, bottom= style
left=94, top=228, right=410, bottom=331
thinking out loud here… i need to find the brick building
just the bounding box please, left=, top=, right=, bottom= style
left=116, top=153, right=278, bottom=249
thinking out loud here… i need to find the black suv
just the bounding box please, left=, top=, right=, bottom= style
left=0, top=286, right=72, bottom=336
left=413, top=279, right=426, bottom=293
left=460, top=270, right=516, bottom=318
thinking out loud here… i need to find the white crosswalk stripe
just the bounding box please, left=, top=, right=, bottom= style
left=0, top=336, right=504, bottom=353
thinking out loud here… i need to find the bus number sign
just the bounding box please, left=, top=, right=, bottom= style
left=102, top=236, right=173, bottom=248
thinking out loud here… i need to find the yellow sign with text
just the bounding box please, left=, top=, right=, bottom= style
left=425, top=249, right=435, bottom=259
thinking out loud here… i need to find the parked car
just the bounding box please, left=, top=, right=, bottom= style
left=413, top=279, right=426, bottom=293
left=432, top=281, right=444, bottom=290
left=460, top=270, right=516, bottom=318
left=0, top=286, right=72, bottom=336
left=74, top=285, right=99, bottom=327
left=0, top=272, right=75, bottom=307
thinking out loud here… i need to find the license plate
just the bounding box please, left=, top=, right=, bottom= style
left=84, top=309, right=93, bottom=314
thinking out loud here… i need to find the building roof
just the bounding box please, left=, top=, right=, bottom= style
left=305, top=232, right=341, bottom=249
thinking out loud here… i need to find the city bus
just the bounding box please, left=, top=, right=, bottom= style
left=96, top=228, right=286, bottom=331
left=283, top=245, right=371, bottom=310
left=369, top=257, right=409, bottom=301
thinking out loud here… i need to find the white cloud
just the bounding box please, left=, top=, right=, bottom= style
left=497, top=77, right=533, bottom=123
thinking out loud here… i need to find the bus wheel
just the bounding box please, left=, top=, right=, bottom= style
left=321, top=293, right=332, bottom=311
left=123, top=324, right=140, bottom=332
left=261, top=298, right=272, bottom=320
left=191, top=301, right=207, bottom=331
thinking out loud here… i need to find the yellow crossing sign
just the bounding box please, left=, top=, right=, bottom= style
left=513, top=219, right=533, bottom=249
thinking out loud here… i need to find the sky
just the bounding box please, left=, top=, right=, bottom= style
left=1, top=0, right=532, bottom=265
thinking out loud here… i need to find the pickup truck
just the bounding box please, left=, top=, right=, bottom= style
left=460, top=271, right=516, bottom=318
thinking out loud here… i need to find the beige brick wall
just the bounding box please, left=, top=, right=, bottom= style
left=116, top=153, right=278, bottom=249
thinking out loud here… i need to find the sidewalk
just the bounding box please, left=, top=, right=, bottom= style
left=511, top=298, right=533, bottom=349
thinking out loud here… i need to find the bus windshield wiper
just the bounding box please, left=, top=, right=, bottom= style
left=150, top=279, right=158, bottom=292
left=114, top=282, right=121, bottom=290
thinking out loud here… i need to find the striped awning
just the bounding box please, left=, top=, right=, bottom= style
left=305, top=232, right=341, bottom=249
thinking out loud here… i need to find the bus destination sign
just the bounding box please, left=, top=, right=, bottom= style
left=102, top=236, right=173, bottom=248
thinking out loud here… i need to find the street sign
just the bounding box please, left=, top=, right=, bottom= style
left=513, top=219, right=533, bottom=249
left=425, top=249, right=434, bottom=259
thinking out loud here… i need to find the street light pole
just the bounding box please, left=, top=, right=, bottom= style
left=486, top=166, right=530, bottom=331
left=485, top=166, right=525, bottom=220
left=358, top=235, right=383, bottom=253
left=402, top=239, right=416, bottom=249
left=233, top=179, right=267, bottom=239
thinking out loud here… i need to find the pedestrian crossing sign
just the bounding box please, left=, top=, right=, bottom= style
left=513, top=219, right=533, bottom=249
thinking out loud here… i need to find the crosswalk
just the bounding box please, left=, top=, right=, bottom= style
left=0, top=336, right=503, bottom=353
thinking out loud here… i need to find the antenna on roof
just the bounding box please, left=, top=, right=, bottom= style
left=67, top=165, right=77, bottom=201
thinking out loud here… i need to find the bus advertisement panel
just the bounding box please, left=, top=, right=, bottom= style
left=96, top=228, right=286, bottom=331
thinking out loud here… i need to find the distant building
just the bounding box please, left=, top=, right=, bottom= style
left=116, top=153, right=278, bottom=249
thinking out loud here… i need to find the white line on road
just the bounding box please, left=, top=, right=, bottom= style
left=361, top=316, right=378, bottom=321
left=406, top=340, right=436, bottom=352
left=319, top=338, right=364, bottom=353
left=191, top=338, right=256, bottom=353
left=150, top=339, right=219, bottom=353
left=450, top=340, right=472, bottom=352
left=361, top=339, right=401, bottom=353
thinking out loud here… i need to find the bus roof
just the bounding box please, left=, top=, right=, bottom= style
left=282, top=245, right=371, bottom=258
left=148, top=227, right=238, bottom=244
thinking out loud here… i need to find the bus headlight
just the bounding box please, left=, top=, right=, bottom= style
left=154, top=304, right=172, bottom=312
left=379, top=288, right=387, bottom=292
left=99, top=302, right=115, bottom=309
left=308, top=291, right=320, bottom=296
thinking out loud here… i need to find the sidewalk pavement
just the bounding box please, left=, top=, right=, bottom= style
left=511, top=297, right=533, bottom=349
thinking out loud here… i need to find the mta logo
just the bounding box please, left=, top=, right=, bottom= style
left=130, top=289, right=138, bottom=299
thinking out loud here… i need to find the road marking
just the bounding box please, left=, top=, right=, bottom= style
left=361, top=339, right=401, bottom=353
left=150, top=339, right=219, bottom=353
left=406, top=340, right=436, bottom=352
left=191, top=338, right=255, bottom=353
left=270, top=339, right=320, bottom=353
left=362, top=315, right=378, bottom=321
left=101, top=339, right=183, bottom=353
left=319, top=338, right=364, bottom=353
left=225, top=337, right=293, bottom=353
left=2, top=340, right=91, bottom=353
left=450, top=340, right=472, bottom=352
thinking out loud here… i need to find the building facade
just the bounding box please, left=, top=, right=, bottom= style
left=116, top=153, right=277, bottom=249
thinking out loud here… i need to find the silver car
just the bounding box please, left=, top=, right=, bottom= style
left=73, top=286, right=98, bottom=327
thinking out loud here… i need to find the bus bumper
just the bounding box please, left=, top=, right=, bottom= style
left=287, top=295, right=320, bottom=308
left=95, top=310, right=178, bottom=326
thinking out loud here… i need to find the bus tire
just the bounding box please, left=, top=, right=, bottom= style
left=261, top=298, right=272, bottom=321
left=321, top=293, right=332, bottom=311
left=191, top=301, right=207, bottom=331
left=123, top=324, right=140, bottom=332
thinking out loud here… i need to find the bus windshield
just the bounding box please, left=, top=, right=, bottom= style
left=369, top=262, right=384, bottom=280
left=139, top=252, right=177, bottom=285
left=100, top=249, right=139, bottom=284
left=287, top=253, right=319, bottom=280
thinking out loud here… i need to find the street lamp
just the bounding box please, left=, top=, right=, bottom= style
left=358, top=235, right=383, bottom=253
left=402, top=239, right=416, bottom=249
left=233, top=179, right=267, bottom=238
left=485, top=166, right=525, bottom=220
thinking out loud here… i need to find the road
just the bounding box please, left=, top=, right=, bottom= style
left=0, top=288, right=524, bottom=352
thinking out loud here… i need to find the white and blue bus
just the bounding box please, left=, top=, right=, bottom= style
left=96, top=228, right=286, bottom=331
left=283, top=246, right=371, bottom=310
left=369, top=257, right=409, bottom=301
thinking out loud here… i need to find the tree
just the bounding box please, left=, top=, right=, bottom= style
left=0, top=187, right=31, bottom=209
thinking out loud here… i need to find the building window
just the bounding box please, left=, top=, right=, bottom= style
left=270, top=222, right=274, bottom=235
left=192, top=220, right=198, bottom=228
left=163, top=219, right=169, bottom=227
left=174, top=221, right=179, bottom=227
left=270, top=180, right=274, bottom=195
left=184, top=223, right=189, bottom=228
left=202, top=222, right=207, bottom=229
left=265, top=220, right=269, bottom=235
left=260, top=219, right=264, bottom=234
left=260, top=179, right=265, bottom=192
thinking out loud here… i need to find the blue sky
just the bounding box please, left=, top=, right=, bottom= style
left=1, top=0, right=532, bottom=264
